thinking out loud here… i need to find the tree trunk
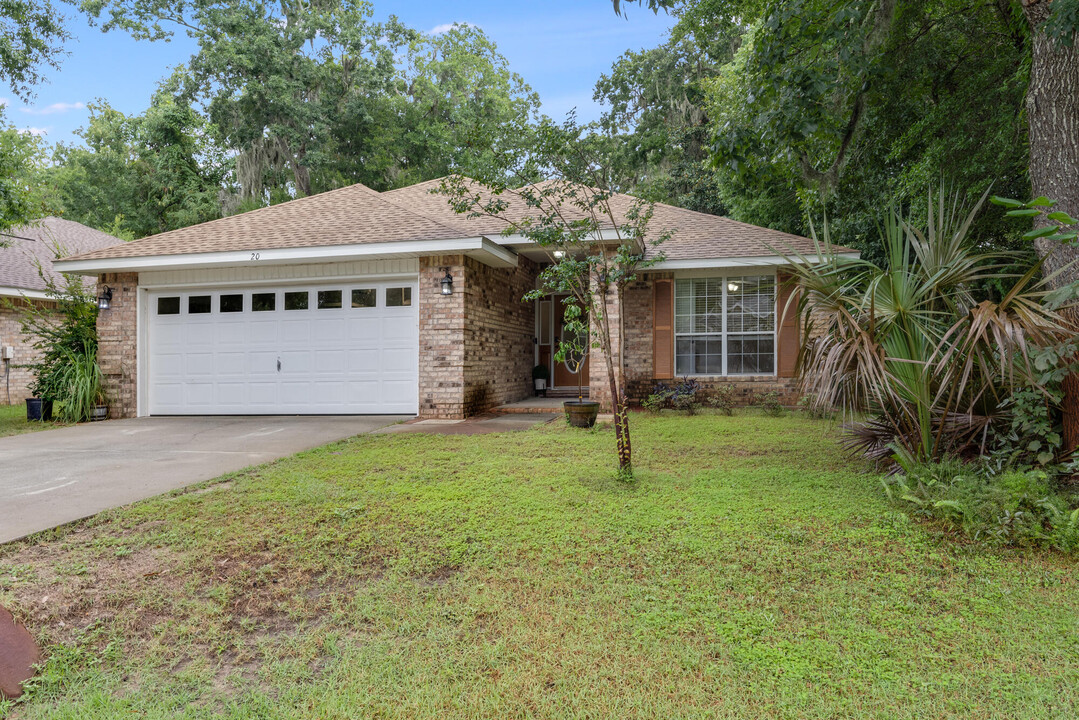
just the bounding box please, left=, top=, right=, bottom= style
left=597, top=281, right=632, bottom=476
left=1021, top=0, right=1079, bottom=456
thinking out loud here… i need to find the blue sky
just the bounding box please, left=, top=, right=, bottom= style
left=2, top=1, right=675, bottom=143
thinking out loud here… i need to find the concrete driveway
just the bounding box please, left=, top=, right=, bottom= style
left=0, top=415, right=404, bottom=544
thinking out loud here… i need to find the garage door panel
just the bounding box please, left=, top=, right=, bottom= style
left=217, top=352, right=246, bottom=375
left=248, top=321, right=278, bottom=344
left=184, top=383, right=214, bottom=406
left=186, top=324, right=215, bottom=345
left=185, top=353, right=215, bottom=376
left=148, top=280, right=418, bottom=415
left=247, top=351, right=278, bottom=375
left=316, top=350, right=347, bottom=373
left=280, top=319, right=310, bottom=343
left=247, top=382, right=277, bottom=406
left=218, top=383, right=246, bottom=405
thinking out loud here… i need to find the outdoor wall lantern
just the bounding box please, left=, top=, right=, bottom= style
left=97, top=285, right=113, bottom=310
left=440, top=268, right=453, bottom=295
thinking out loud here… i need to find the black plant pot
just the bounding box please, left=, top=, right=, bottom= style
left=564, top=400, right=600, bottom=428
left=26, top=398, right=53, bottom=422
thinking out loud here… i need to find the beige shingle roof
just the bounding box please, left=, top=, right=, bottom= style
left=384, top=177, right=853, bottom=261
left=61, top=176, right=853, bottom=266
left=0, top=218, right=124, bottom=292
left=62, top=182, right=473, bottom=263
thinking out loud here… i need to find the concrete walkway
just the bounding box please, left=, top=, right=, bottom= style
left=375, top=413, right=558, bottom=435
left=0, top=415, right=404, bottom=543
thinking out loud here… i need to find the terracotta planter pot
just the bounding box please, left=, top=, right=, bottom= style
left=564, top=400, right=600, bottom=428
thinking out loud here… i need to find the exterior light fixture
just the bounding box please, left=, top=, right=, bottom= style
left=97, top=285, right=113, bottom=310
left=727, top=281, right=740, bottom=293
left=439, top=268, right=453, bottom=295
left=553, top=250, right=565, bottom=260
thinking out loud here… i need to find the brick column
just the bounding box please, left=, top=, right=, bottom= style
left=97, top=272, right=139, bottom=418
left=418, top=256, right=467, bottom=418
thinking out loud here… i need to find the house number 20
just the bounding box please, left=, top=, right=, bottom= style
left=250, top=252, right=261, bottom=260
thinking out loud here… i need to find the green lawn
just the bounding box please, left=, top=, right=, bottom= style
left=1, top=414, right=1076, bottom=719
left=0, top=404, right=70, bottom=438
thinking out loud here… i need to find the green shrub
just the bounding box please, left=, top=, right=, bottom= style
left=707, top=384, right=735, bottom=416
left=884, top=460, right=1079, bottom=553
left=18, top=272, right=98, bottom=402
left=798, top=393, right=834, bottom=420
left=641, top=393, right=667, bottom=414
left=757, top=391, right=784, bottom=417
left=53, top=346, right=106, bottom=423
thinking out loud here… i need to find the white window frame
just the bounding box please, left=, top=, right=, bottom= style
left=674, top=272, right=778, bottom=377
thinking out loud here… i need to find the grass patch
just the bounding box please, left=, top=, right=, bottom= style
left=1, top=414, right=1077, bottom=718
left=0, top=404, right=71, bottom=438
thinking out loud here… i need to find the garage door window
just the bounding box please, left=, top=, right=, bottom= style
left=252, top=293, right=276, bottom=312
left=220, top=294, right=244, bottom=313
left=157, top=297, right=180, bottom=315
left=284, top=291, right=309, bottom=310
left=317, top=290, right=342, bottom=309
left=189, top=295, right=212, bottom=314
left=386, top=287, right=412, bottom=307
left=352, top=288, right=376, bottom=308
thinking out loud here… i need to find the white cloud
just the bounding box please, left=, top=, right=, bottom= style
left=25, top=127, right=49, bottom=136
left=20, top=101, right=86, bottom=115
left=428, top=21, right=478, bottom=35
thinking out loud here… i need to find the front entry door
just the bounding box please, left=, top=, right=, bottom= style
left=552, top=300, right=589, bottom=388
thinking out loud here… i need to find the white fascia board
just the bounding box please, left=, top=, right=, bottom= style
left=0, top=286, right=51, bottom=300
left=649, top=253, right=860, bottom=271
left=52, top=236, right=518, bottom=274
left=491, top=227, right=624, bottom=247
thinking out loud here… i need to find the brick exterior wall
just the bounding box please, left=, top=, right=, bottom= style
left=589, top=270, right=805, bottom=410
left=0, top=299, right=54, bottom=405
left=418, top=255, right=539, bottom=419
left=463, top=255, right=539, bottom=415
left=97, top=273, right=139, bottom=418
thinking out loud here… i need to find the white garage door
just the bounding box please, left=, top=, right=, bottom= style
left=147, top=279, right=419, bottom=415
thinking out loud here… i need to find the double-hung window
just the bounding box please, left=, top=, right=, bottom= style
left=674, top=274, right=776, bottom=375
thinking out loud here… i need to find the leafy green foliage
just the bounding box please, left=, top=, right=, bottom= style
left=706, top=383, right=736, bottom=415
left=605, top=1, right=1035, bottom=264
left=0, top=0, right=70, bottom=99
left=50, top=346, right=106, bottom=423
left=757, top=390, right=784, bottom=417
left=17, top=272, right=98, bottom=402
left=45, top=89, right=226, bottom=240
left=0, top=109, right=52, bottom=237
left=440, top=116, right=672, bottom=474
left=884, top=460, right=1079, bottom=552
left=791, top=189, right=1071, bottom=463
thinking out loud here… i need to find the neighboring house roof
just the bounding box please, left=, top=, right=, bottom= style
left=56, top=176, right=855, bottom=271
left=0, top=218, right=125, bottom=297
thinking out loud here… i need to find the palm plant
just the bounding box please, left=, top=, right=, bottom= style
left=783, top=189, right=1073, bottom=463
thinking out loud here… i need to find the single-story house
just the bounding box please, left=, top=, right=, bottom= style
left=0, top=218, right=125, bottom=405
left=53, top=178, right=857, bottom=419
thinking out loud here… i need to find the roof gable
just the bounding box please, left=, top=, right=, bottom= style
left=0, top=218, right=125, bottom=293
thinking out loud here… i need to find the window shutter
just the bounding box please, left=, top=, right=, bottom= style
left=653, top=279, right=674, bottom=379
left=776, top=272, right=800, bottom=378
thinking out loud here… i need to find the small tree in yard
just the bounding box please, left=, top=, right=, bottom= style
left=439, top=118, right=669, bottom=478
